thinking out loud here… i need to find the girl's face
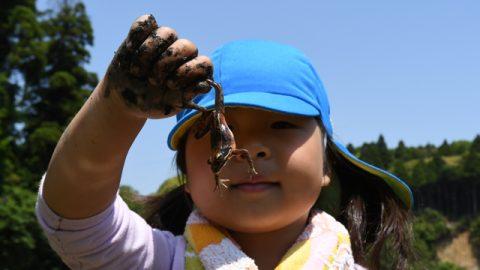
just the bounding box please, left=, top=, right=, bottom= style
left=184, top=107, right=330, bottom=233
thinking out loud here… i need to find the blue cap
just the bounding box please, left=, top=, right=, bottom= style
left=167, top=40, right=414, bottom=210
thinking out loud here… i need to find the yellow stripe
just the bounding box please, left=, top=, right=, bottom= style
left=275, top=240, right=311, bottom=270
left=185, top=224, right=226, bottom=253
left=171, top=113, right=203, bottom=150
left=323, top=232, right=351, bottom=270
left=185, top=244, right=205, bottom=270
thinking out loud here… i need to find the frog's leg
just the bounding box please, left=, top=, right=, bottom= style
left=183, top=100, right=208, bottom=112
left=191, top=110, right=213, bottom=139
left=232, top=149, right=258, bottom=177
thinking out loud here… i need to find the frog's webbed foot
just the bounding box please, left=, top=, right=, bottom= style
left=214, top=174, right=230, bottom=192
left=219, top=178, right=230, bottom=189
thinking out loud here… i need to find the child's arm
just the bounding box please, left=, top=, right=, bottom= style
left=41, top=76, right=145, bottom=219
left=42, top=14, right=212, bottom=220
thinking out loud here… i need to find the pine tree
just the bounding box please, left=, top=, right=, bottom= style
left=359, top=142, right=382, bottom=168
left=462, top=135, right=480, bottom=178
left=377, top=134, right=393, bottom=169
left=395, top=140, right=408, bottom=161
left=0, top=73, right=17, bottom=186
left=438, top=139, right=451, bottom=156
left=0, top=1, right=73, bottom=268
left=19, top=0, right=98, bottom=190
left=471, top=135, right=480, bottom=153
left=346, top=143, right=356, bottom=155
left=0, top=0, right=45, bottom=187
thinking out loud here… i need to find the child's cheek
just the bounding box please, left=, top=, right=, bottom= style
left=283, top=131, right=325, bottom=195
left=185, top=131, right=214, bottom=190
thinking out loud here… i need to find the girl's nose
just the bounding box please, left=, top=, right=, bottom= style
left=234, top=143, right=271, bottom=161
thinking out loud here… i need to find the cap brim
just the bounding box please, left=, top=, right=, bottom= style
left=330, top=139, right=414, bottom=209
left=167, top=92, right=320, bottom=150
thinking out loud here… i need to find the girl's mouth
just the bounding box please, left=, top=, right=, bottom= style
left=231, top=182, right=280, bottom=192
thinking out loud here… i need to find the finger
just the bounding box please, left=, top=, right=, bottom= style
left=192, top=80, right=212, bottom=94
left=165, top=55, right=213, bottom=90
left=175, top=80, right=212, bottom=103
left=131, top=26, right=178, bottom=77
left=149, top=39, right=198, bottom=86
left=125, top=14, right=158, bottom=52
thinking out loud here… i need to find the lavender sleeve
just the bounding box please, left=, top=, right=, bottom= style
left=34, top=173, right=185, bottom=270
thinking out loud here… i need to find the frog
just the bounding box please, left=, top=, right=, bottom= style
left=192, top=79, right=258, bottom=191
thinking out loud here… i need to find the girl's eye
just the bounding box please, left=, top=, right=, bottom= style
left=271, top=121, right=296, bottom=129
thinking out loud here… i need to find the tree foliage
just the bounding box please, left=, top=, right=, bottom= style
left=119, top=185, right=146, bottom=216
left=408, top=208, right=461, bottom=270
left=1, top=1, right=96, bottom=268
left=156, top=176, right=182, bottom=195
left=0, top=184, right=66, bottom=269
left=463, top=135, right=480, bottom=178
left=18, top=0, right=98, bottom=191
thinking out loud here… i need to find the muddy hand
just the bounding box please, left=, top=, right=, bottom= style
left=103, top=14, right=213, bottom=119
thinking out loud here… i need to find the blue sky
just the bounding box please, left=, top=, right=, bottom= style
left=39, top=0, right=480, bottom=195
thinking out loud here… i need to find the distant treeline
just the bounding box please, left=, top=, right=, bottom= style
left=346, top=134, right=480, bottom=219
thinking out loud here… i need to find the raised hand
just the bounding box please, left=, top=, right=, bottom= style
left=103, top=14, right=213, bottom=119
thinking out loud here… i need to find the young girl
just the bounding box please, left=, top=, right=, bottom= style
left=35, top=14, right=414, bottom=270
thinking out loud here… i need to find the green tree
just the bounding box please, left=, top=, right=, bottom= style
left=376, top=134, right=393, bottom=169
left=0, top=185, right=66, bottom=269
left=359, top=142, right=383, bottom=168
left=392, top=160, right=410, bottom=183
left=450, top=140, right=471, bottom=155
left=0, top=73, right=18, bottom=186
left=423, top=152, right=447, bottom=182
left=438, top=139, right=452, bottom=156
left=462, top=135, right=480, bottom=178
left=0, top=1, right=96, bottom=268
left=119, top=185, right=145, bottom=216
left=470, top=215, right=480, bottom=257
left=346, top=143, right=356, bottom=156
left=409, top=209, right=454, bottom=270
left=0, top=0, right=45, bottom=187
left=411, top=158, right=437, bottom=187
left=394, top=140, right=408, bottom=161
left=19, top=1, right=98, bottom=191
left=359, top=135, right=392, bottom=170
left=471, top=135, right=480, bottom=153
left=413, top=208, right=451, bottom=245
left=156, top=176, right=183, bottom=195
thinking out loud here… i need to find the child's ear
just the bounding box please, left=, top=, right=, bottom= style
left=316, top=174, right=341, bottom=217
left=321, top=174, right=331, bottom=187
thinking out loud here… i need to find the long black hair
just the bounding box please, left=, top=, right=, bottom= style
left=141, top=119, right=414, bottom=269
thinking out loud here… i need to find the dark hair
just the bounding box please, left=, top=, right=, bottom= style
left=142, top=119, right=414, bottom=270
